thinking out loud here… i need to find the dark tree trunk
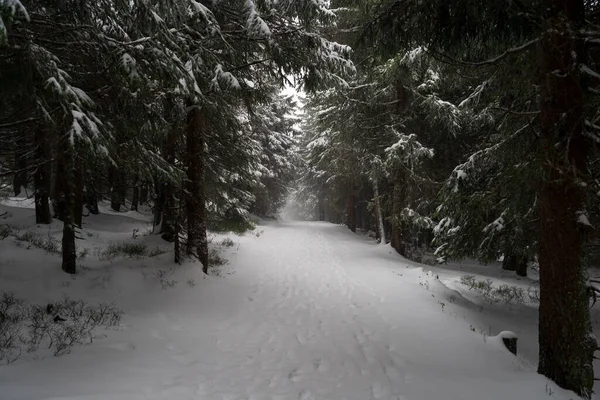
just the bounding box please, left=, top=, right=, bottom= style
left=139, top=184, right=149, bottom=205
left=346, top=184, right=356, bottom=233
left=161, top=126, right=179, bottom=242
left=61, top=132, right=76, bottom=274
left=13, top=137, right=28, bottom=196
left=109, top=167, right=125, bottom=212
left=502, top=254, right=517, bottom=271
left=161, top=183, right=177, bottom=242
left=52, top=144, right=66, bottom=221
left=537, top=1, right=595, bottom=397
left=318, top=195, right=325, bottom=221
left=355, top=189, right=367, bottom=231
left=373, top=180, right=386, bottom=245
left=84, top=185, right=99, bottom=215
left=153, top=175, right=164, bottom=227
left=391, top=171, right=406, bottom=256
left=186, top=105, right=209, bottom=273
left=515, top=256, right=528, bottom=277
left=74, top=156, right=84, bottom=228
left=131, top=174, right=140, bottom=211
left=34, top=127, right=51, bottom=224
left=346, top=195, right=356, bottom=232
left=174, top=186, right=182, bottom=264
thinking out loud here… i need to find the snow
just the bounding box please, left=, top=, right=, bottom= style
left=0, top=200, right=590, bottom=400
left=212, top=64, right=241, bottom=90
left=581, top=64, right=600, bottom=80
left=577, top=210, right=593, bottom=227
left=0, top=0, right=29, bottom=43
left=245, top=0, right=271, bottom=39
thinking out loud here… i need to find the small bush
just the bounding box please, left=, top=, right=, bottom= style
left=15, top=231, right=60, bottom=255
left=253, top=229, right=264, bottom=238
left=101, top=243, right=148, bottom=260
left=142, top=269, right=178, bottom=289
left=0, top=225, right=11, bottom=240
left=208, top=249, right=228, bottom=267
left=208, top=218, right=255, bottom=235
left=147, top=246, right=168, bottom=257
left=77, top=247, right=90, bottom=260
left=0, top=293, right=122, bottom=363
left=207, top=249, right=229, bottom=277
left=459, top=275, right=532, bottom=305
left=220, top=238, right=235, bottom=247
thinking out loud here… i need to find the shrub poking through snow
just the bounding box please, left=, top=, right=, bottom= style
left=207, top=249, right=229, bottom=277
left=147, top=246, right=169, bottom=257
left=141, top=269, right=178, bottom=290
left=100, top=243, right=169, bottom=260
left=15, top=231, right=60, bottom=255
left=0, top=292, right=122, bottom=363
left=220, top=237, right=235, bottom=247
left=99, top=243, right=164, bottom=259
left=101, top=243, right=148, bottom=259
left=459, top=275, right=535, bottom=305
left=0, top=224, right=11, bottom=239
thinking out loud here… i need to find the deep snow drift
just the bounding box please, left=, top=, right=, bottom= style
left=0, top=200, right=590, bottom=400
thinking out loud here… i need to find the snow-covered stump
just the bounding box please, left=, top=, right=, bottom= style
left=498, top=331, right=518, bottom=355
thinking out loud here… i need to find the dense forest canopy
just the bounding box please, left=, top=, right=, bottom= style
left=2, top=0, right=600, bottom=397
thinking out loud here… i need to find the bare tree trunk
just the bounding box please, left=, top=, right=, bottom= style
left=318, top=195, right=325, bottom=221
left=346, top=186, right=356, bottom=233
left=139, top=184, right=149, bottom=205
left=52, top=143, right=66, bottom=221
left=161, top=126, right=179, bottom=241
left=109, top=167, right=125, bottom=212
left=131, top=174, right=140, bottom=211
left=34, top=126, right=51, bottom=224
left=391, top=170, right=406, bottom=256
left=74, top=156, right=84, bottom=228
left=84, top=184, right=99, bottom=215
left=186, top=105, right=209, bottom=273
left=12, top=136, right=28, bottom=196
left=153, top=175, right=164, bottom=227
left=61, top=131, right=76, bottom=274
left=373, top=180, right=386, bottom=245
left=537, top=1, right=595, bottom=397
left=502, top=254, right=517, bottom=271
left=515, top=256, right=527, bottom=277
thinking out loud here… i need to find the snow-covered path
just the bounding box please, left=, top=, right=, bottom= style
left=0, top=221, right=573, bottom=400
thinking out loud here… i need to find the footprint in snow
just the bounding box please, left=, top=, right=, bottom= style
left=371, top=382, right=392, bottom=400
left=299, top=390, right=315, bottom=400
left=171, top=325, right=187, bottom=331
left=313, top=358, right=328, bottom=372
left=105, top=342, right=136, bottom=351
left=151, top=331, right=166, bottom=340
left=288, top=369, right=301, bottom=382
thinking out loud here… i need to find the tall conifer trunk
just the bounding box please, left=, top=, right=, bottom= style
left=52, top=140, right=66, bottom=221
left=131, top=174, right=140, bottom=211
left=373, top=180, right=386, bottom=245
left=318, top=195, right=325, bottom=221
left=61, top=130, right=76, bottom=274
left=153, top=175, right=164, bottom=227
left=74, top=156, right=84, bottom=228
left=537, top=1, right=595, bottom=396
left=186, top=105, right=208, bottom=273
left=391, top=170, right=406, bottom=256
left=346, top=184, right=356, bottom=233
left=161, top=126, right=178, bottom=241
left=34, top=126, right=51, bottom=224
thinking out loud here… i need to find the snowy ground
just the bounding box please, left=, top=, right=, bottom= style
left=0, top=199, right=592, bottom=400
